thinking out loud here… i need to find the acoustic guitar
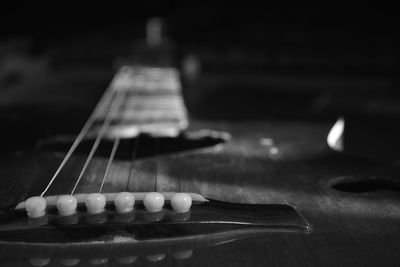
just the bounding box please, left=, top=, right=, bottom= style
left=0, top=18, right=399, bottom=267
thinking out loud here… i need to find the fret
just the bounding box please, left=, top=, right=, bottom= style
left=95, top=95, right=186, bottom=116
left=99, top=119, right=186, bottom=129
left=96, top=111, right=186, bottom=122
left=92, top=64, right=188, bottom=139
left=111, top=66, right=181, bottom=93
left=94, top=105, right=187, bottom=125
left=95, top=98, right=186, bottom=116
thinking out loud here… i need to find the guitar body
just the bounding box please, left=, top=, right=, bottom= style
left=1, top=33, right=400, bottom=267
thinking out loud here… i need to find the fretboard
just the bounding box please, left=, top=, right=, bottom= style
left=92, top=65, right=188, bottom=138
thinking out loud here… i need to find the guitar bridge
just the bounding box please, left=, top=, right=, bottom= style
left=0, top=199, right=310, bottom=246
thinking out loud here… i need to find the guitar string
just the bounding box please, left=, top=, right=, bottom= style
left=171, top=68, right=183, bottom=193
left=151, top=66, right=169, bottom=193
left=70, top=66, right=163, bottom=196
left=123, top=66, right=162, bottom=194
left=124, top=72, right=146, bottom=193
left=70, top=84, right=128, bottom=195
left=111, top=67, right=182, bottom=195
left=124, top=66, right=148, bottom=193
left=39, top=66, right=183, bottom=197
left=101, top=66, right=183, bottom=195
left=150, top=67, right=182, bottom=194
left=99, top=90, right=140, bottom=193
left=154, top=138, right=159, bottom=192
left=125, top=135, right=140, bottom=192
left=177, top=136, right=182, bottom=192
left=98, top=137, right=120, bottom=193
left=39, top=81, right=117, bottom=197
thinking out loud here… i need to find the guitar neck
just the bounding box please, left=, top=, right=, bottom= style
left=92, top=65, right=189, bottom=138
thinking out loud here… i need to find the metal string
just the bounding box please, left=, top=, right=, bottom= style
left=153, top=139, right=159, bottom=192
left=125, top=66, right=165, bottom=194
left=177, top=136, right=182, bottom=192
left=70, top=88, right=128, bottom=195
left=123, top=88, right=142, bottom=193
left=39, top=85, right=116, bottom=197
left=39, top=65, right=184, bottom=197
left=98, top=137, right=120, bottom=193
left=99, top=91, right=140, bottom=193
left=125, top=136, right=140, bottom=192
left=178, top=174, right=182, bottom=192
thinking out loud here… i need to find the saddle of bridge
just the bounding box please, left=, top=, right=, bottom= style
left=0, top=199, right=310, bottom=246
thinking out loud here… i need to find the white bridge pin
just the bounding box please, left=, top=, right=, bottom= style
left=114, top=192, right=135, bottom=213
left=143, top=192, right=164, bottom=212
left=60, top=258, right=80, bottom=266
left=25, top=196, right=47, bottom=218
left=29, top=258, right=50, bottom=267
left=171, top=193, right=192, bottom=213
left=85, top=193, right=106, bottom=214
left=56, top=195, right=77, bottom=216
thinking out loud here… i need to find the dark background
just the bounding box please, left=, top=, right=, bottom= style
left=0, top=4, right=399, bottom=160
